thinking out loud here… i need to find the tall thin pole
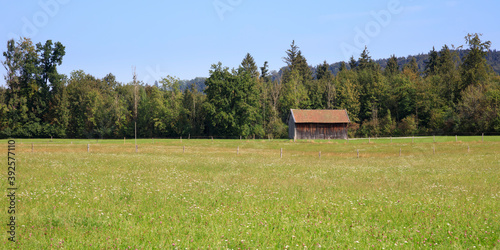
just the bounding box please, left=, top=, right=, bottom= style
left=133, top=66, right=138, bottom=147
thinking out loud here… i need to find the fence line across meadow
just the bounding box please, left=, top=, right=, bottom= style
left=6, top=133, right=499, bottom=145
left=6, top=135, right=497, bottom=160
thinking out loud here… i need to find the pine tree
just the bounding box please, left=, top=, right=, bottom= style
left=437, top=45, right=461, bottom=103
left=358, top=46, right=373, bottom=71
left=316, top=60, right=330, bottom=80
left=295, top=51, right=312, bottom=82
left=460, top=33, right=492, bottom=92
left=403, top=57, right=419, bottom=74
left=424, top=47, right=439, bottom=76
left=315, top=61, right=336, bottom=109
left=282, top=40, right=299, bottom=71
left=336, top=69, right=360, bottom=123
left=348, top=56, right=357, bottom=70
left=280, top=41, right=311, bottom=118
left=240, top=53, right=259, bottom=79
left=260, top=61, right=270, bottom=83
left=340, top=61, right=347, bottom=72
left=385, top=54, right=399, bottom=77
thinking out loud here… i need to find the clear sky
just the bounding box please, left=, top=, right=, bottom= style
left=1, top=0, right=499, bottom=85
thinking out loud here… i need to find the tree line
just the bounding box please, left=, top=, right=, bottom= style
left=1, top=34, right=499, bottom=139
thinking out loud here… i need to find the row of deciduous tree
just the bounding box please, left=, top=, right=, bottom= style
left=1, top=34, right=499, bottom=139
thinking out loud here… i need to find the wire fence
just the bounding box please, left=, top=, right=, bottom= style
left=3, top=134, right=498, bottom=161
left=6, top=139, right=496, bottom=161
left=3, top=131, right=500, bottom=142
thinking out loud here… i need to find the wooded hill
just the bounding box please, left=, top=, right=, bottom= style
left=1, top=34, right=499, bottom=139
left=176, top=49, right=500, bottom=93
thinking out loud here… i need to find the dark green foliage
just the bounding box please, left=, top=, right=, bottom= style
left=349, top=56, right=357, bottom=71
left=203, top=62, right=262, bottom=137
left=1, top=36, right=500, bottom=139
left=385, top=54, right=399, bottom=77
left=335, top=69, right=360, bottom=124
left=460, top=33, right=492, bottom=93
left=240, top=53, right=259, bottom=79
left=279, top=41, right=313, bottom=120
left=282, top=40, right=300, bottom=72
left=403, top=57, right=419, bottom=73
left=339, top=62, right=347, bottom=72
left=1, top=38, right=67, bottom=138
left=424, top=47, right=439, bottom=76
left=260, top=61, right=270, bottom=83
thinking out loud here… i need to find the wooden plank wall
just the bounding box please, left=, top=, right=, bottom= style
left=295, top=123, right=348, bottom=140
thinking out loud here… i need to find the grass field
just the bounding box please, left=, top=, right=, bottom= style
left=1, top=136, right=499, bottom=249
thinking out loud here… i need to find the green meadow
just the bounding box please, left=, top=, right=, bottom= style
left=1, top=137, right=499, bottom=249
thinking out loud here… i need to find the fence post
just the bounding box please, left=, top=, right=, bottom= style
left=188, top=134, right=190, bottom=140
left=237, top=146, right=239, bottom=155
left=399, top=148, right=401, bottom=157
left=183, top=146, right=185, bottom=153
left=369, top=137, right=371, bottom=143
left=467, top=145, right=470, bottom=153
left=87, top=144, right=90, bottom=153
left=180, top=136, right=182, bottom=143
left=319, top=151, right=321, bottom=159
left=135, top=145, right=138, bottom=153
left=280, top=148, right=283, bottom=158
left=357, top=149, right=359, bottom=158
left=124, top=137, right=126, bottom=144
left=211, top=136, right=213, bottom=142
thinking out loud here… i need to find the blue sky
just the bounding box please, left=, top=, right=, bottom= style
left=1, top=0, right=499, bottom=85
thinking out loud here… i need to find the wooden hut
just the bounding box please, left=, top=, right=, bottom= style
left=288, top=109, right=350, bottom=140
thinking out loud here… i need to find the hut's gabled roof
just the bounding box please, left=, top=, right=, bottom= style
left=291, top=109, right=350, bottom=124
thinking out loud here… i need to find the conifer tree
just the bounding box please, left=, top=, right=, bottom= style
left=424, top=47, right=439, bottom=76
left=385, top=54, right=399, bottom=77
left=240, top=53, right=259, bottom=79
left=460, top=33, right=492, bottom=92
